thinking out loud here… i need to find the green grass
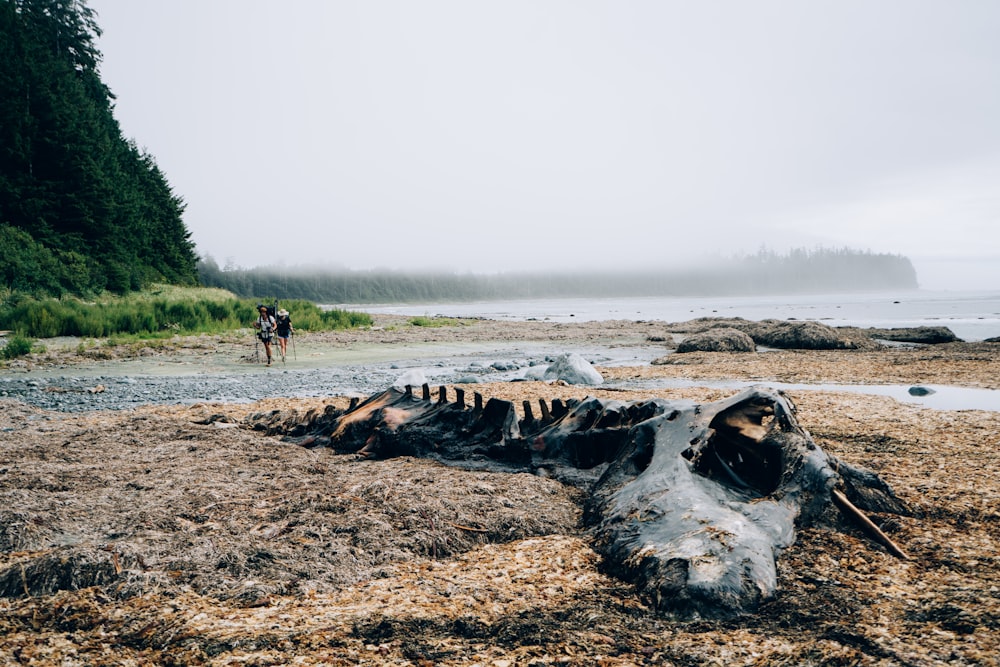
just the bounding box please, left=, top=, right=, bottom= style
left=408, top=315, right=464, bottom=327
left=0, top=286, right=373, bottom=339
left=0, top=333, right=34, bottom=359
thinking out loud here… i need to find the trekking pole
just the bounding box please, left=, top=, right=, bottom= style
left=291, top=330, right=297, bottom=361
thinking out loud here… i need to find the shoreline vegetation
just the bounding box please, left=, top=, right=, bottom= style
left=0, top=286, right=373, bottom=360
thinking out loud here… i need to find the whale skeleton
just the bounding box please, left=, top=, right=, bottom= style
left=252, top=384, right=911, bottom=618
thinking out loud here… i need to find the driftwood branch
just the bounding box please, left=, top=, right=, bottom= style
left=831, top=488, right=909, bottom=560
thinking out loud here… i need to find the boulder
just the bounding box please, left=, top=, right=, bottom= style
left=542, top=353, right=603, bottom=385
left=523, top=366, right=548, bottom=381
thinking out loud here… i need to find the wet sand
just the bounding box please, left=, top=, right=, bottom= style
left=10, top=313, right=1000, bottom=386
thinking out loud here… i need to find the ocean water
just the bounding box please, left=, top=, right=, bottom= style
left=325, top=289, right=1000, bottom=411
left=336, top=289, right=1000, bottom=342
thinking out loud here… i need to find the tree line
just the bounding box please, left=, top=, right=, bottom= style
left=0, top=0, right=198, bottom=297
left=198, top=247, right=919, bottom=304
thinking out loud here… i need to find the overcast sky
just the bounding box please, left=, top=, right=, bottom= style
left=89, top=0, right=1000, bottom=290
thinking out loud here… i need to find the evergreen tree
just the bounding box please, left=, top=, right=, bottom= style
left=0, top=0, right=197, bottom=295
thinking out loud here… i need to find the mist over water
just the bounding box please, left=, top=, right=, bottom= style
left=337, top=289, right=1000, bottom=342
left=334, top=288, right=1000, bottom=411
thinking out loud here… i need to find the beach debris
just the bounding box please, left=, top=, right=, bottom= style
left=261, top=384, right=910, bottom=618
left=830, top=488, right=908, bottom=559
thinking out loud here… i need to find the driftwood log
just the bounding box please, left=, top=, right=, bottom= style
left=259, top=384, right=910, bottom=618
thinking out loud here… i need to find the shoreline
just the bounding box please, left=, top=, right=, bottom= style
left=2, top=316, right=999, bottom=413
left=5, top=313, right=999, bottom=381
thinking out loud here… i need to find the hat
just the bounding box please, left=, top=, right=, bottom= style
left=277, top=309, right=289, bottom=317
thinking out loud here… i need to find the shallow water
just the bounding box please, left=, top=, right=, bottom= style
left=4, top=346, right=999, bottom=413
left=616, top=378, right=1000, bottom=412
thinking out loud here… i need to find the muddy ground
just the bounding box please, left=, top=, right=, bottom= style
left=1, top=318, right=998, bottom=665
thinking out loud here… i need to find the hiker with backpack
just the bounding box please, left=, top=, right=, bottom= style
left=253, top=304, right=277, bottom=366
left=275, top=308, right=294, bottom=362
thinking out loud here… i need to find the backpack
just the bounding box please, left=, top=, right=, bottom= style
left=257, top=311, right=275, bottom=341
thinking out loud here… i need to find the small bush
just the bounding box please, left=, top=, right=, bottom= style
left=408, top=316, right=460, bottom=327
left=321, top=307, right=373, bottom=329
left=1, top=334, right=34, bottom=359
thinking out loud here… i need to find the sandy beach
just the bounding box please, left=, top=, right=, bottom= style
left=2, top=317, right=998, bottom=665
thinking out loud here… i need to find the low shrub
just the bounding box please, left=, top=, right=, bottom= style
left=0, top=290, right=373, bottom=339
left=1, top=334, right=34, bottom=359
left=408, top=316, right=461, bottom=327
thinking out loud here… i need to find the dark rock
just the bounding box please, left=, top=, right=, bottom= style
left=662, top=317, right=877, bottom=350
left=908, top=386, right=936, bottom=396
left=865, top=326, right=961, bottom=344
left=490, top=361, right=520, bottom=371
left=676, top=327, right=756, bottom=353
left=747, top=320, right=859, bottom=350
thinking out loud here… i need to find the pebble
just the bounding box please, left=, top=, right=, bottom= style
left=0, top=359, right=536, bottom=413
left=0, top=343, right=663, bottom=413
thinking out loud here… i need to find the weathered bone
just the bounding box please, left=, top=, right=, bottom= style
left=267, top=385, right=910, bottom=618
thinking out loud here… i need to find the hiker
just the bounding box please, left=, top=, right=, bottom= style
left=275, top=308, right=294, bottom=361
left=253, top=304, right=276, bottom=366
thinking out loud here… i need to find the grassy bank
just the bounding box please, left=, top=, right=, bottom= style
left=0, top=286, right=373, bottom=341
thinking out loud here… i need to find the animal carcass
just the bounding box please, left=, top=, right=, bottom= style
left=255, top=384, right=908, bottom=618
